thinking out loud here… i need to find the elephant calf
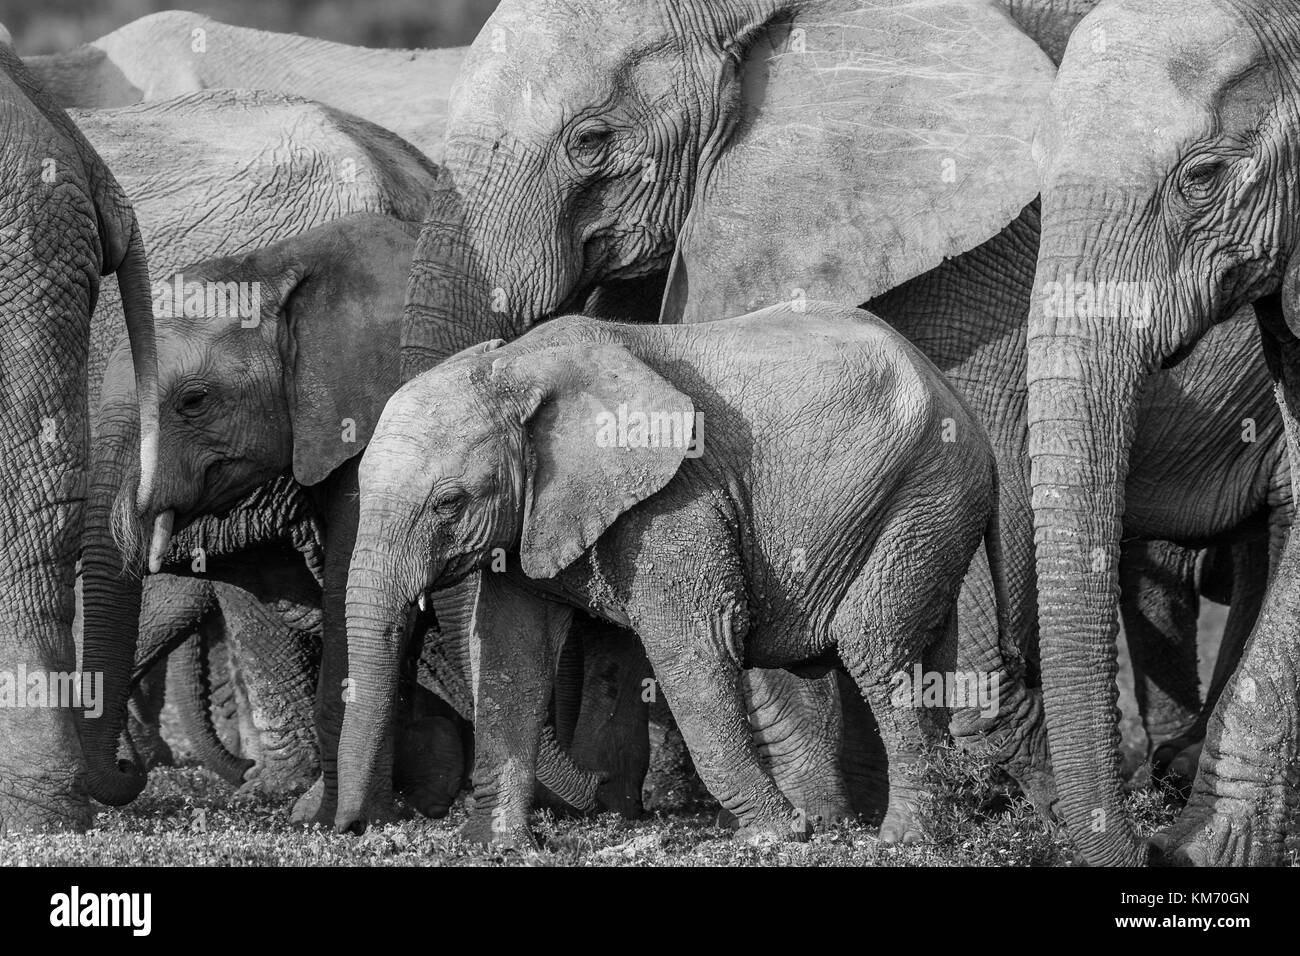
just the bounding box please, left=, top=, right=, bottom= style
left=336, top=303, right=1000, bottom=847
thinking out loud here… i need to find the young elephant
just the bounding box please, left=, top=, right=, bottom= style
left=337, top=303, right=1000, bottom=846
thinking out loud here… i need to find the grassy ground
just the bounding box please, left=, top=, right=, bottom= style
left=7, top=598, right=1290, bottom=866
left=0, top=744, right=1190, bottom=867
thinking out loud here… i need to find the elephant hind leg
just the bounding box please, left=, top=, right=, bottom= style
left=834, top=546, right=966, bottom=846
left=742, top=667, right=853, bottom=830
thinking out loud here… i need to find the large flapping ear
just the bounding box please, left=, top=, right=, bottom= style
left=276, top=214, right=421, bottom=485
left=660, top=0, right=1053, bottom=324
left=490, top=340, right=696, bottom=578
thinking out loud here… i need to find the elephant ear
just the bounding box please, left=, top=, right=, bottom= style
left=278, top=215, right=420, bottom=486
left=660, top=0, right=1053, bottom=324
left=491, top=341, right=695, bottom=578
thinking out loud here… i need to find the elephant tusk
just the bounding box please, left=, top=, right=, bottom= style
left=147, top=509, right=175, bottom=574
left=417, top=591, right=428, bottom=613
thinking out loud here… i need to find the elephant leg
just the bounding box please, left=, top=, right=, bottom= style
left=741, top=667, right=853, bottom=830
left=1151, top=316, right=1300, bottom=866
left=947, top=544, right=1055, bottom=818
left=566, top=617, right=651, bottom=818
left=215, top=581, right=319, bottom=798
left=837, top=670, right=890, bottom=821
left=1149, top=530, right=1300, bottom=865
left=1160, top=535, right=1273, bottom=789
left=638, top=616, right=802, bottom=842
left=126, top=660, right=172, bottom=771
left=642, top=693, right=711, bottom=813
left=1118, top=539, right=1203, bottom=782
left=836, top=504, right=976, bottom=847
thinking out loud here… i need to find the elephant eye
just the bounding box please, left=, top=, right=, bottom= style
left=430, top=489, right=465, bottom=517
left=1179, top=158, right=1228, bottom=199
left=176, top=386, right=211, bottom=418
left=569, top=124, right=614, bottom=161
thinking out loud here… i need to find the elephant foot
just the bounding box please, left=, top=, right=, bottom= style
left=1150, top=785, right=1285, bottom=867
left=878, top=795, right=924, bottom=845
left=289, top=777, right=334, bottom=827
left=457, top=811, right=539, bottom=852
left=957, top=686, right=1058, bottom=821
left=731, top=805, right=811, bottom=844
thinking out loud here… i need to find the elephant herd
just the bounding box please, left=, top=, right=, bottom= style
left=0, top=0, right=1297, bottom=867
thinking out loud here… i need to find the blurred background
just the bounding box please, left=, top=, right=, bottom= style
left=0, top=0, right=500, bottom=53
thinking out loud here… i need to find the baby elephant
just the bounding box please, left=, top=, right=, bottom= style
left=336, top=303, right=999, bottom=847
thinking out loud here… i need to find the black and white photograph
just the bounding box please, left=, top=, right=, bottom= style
left=0, top=0, right=1290, bottom=924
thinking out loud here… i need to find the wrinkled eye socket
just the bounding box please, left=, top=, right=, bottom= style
left=1180, top=159, right=1229, bottom=197
left=176, top=386, right=211, bottom=417
left=570, top=125, right=614, bottom=156
left=430, top=489, right=466, bottom=517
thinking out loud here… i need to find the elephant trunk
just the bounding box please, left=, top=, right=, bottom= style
left=336, top=540, right=417, bottom=831
left=168, top=632, right=255, bottom=787
left=1028, top=233, right=1160, bottom=865
left=79, top=407, right=148, bottom=806
left=402, top=148, right=580, bottom=381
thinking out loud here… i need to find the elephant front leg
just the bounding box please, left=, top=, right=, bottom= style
left=1149, top=544, right=1300, bottom=866
left=460, top=574, right=570, bottom=850
left=638, top=605, right=804, bottom=842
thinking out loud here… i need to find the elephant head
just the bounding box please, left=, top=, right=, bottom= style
left=81, top=213, right=413, bottom=805
left=0, top=45, right=159, bottom=831
left=401, top=0, right=1053, bottom=379
left=338, top=322, right=695, bottom=828
left=1027, top=0, right=1300, bottom=864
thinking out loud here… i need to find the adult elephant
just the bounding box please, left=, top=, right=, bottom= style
left=1028, top=0, right=1300, bottom=865
left=74, top=91, right=439, bottom=809
left=0, top=44, right=159, bottom=833
left=22, top=10, right=466, bottom=161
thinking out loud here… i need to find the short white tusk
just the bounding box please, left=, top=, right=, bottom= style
left=417, top=592, right=427, bottom=613
left=147, top=509, right=175, bottom=574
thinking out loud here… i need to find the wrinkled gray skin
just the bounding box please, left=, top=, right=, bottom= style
left=340, top=306, right=999, bottom=848
left=1000, top=0, right=1099, bottom=64
left=22, top=10, right=466, bottom=161
left=869, top=204, right=1291, bottom=801
left=399, top=0, right=1285, bottom=828
left=1029, top=0, right=1300, bottom=865
left=0, top=44, right=159, bottom=834
left=96, top=215, right=605, bottom=820
left=397, top=0, right=1055, bottom=819
left=75, top=91, right=439, bottom=810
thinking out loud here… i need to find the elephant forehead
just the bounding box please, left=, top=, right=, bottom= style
left=1044, top=0, right=1256, bottom=188
left=452, top=0, right=690, bottom=137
